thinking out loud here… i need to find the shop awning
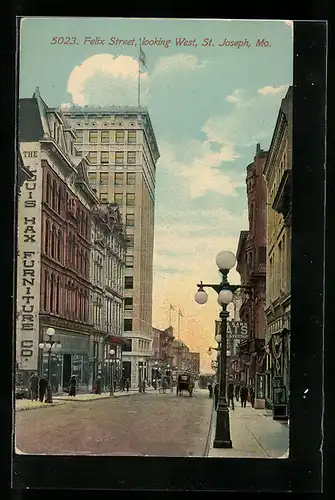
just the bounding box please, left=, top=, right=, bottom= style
left=106, top=335, right=128, bottom=345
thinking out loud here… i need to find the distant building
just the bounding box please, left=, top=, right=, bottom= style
left=263, top=86, right=292, bottom=410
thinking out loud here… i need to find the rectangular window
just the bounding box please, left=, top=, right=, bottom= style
left=125, top=276, right=133, bottom=289
left=127, top=151, right=136, bottom=164
left=88, top=151, right=98, bottom=164
left=126, top=193, right=135, bottom=206
left=126, top=255, right=134, bottom=268
left=100, top=192, right=109, bottom=203
left=122, top=339, right=132, bottom=352
left=127, top=172, right=136, bottom=185
left=89, top=131, right=98, bottom=143
left=127, top=131, right=136, bottom=144
left=114, top=173, right=124, bottom=185
left=126, top=213, right=135, bottom=226
left=100, top=172, right=109, bottom=185
left=101, top=131, right=110, bottom=143
left=114, top=193, right=123, bottom=206
left=88, top=172, right=97, bottom=184
left=126, top=235, right=134, bottom=248
left=115, top=131, right=125, bottom=144
left=101, top=151, right=109, bottom=164
left=76, top=130, right=83, bottom=143
left=115, top=151, right=124, bottom=164
left=124, top=319, right=133, bottom=331
left=124, top=297, right=133, bottom=310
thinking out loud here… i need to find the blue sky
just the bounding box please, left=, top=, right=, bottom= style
left=19, top=18, right=293, bottom=371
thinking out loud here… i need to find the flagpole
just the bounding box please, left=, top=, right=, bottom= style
left=138, top=39, right=141, bottom=106
left=169, top=307, right=171, bottom=327
left=178, top=310, right=181, bottom=341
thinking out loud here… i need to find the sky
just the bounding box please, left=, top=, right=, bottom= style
left=19, top=18, right=293, bottom=373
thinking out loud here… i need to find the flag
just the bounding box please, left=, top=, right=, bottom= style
left=169, top=304, right=175, bottom=311
left=139, top=46, right=147, bottom=68
left=179, top=309, right=184, bottom=317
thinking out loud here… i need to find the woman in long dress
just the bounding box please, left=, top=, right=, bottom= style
left=69, top=375, right=77, bottom=397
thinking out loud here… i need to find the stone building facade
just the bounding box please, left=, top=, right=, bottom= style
left=62, top=105, right=160, bottom=388
left=263, top=86, right=292, bottom=411
left=90, top=203, right=127, bottom=389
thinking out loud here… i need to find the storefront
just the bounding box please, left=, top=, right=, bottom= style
left=40, top=326, right=91, bottom=392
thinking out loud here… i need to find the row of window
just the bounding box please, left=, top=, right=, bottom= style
left=42, top=271, right=89, bottom=323
left=88, top=172, right=136, bottom=186
left=45, top=172, right=89, bottom=240
left=94, top=192, right=135, bottom=207
left=87, top=151, right=136, bottom=165
left=76, top=130, right=137, bottom=145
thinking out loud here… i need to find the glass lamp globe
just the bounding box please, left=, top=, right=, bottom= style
left=46, top=327, right=55, bottom=337
left=56, top=343, right=62, bottom=349
left=45, top=343, right=52, bottom=349
left=110, top=349, right=115, bottom=355
left=215, top=334, right=222, bottom=344
left=227, top=350, right=231, bottom=357
left=38, top=342, right=45, bottom=349
left=195, top=289, right=208, bottom=305
left=215, top=251, right=236, bottom=271
left=218, top=289, right=234, bottom=305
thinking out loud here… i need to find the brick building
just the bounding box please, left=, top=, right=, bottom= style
left=17, top=88, right=126, bottom=391
left=236, top=143, right=267, bottom=388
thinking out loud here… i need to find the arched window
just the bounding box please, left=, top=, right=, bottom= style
left=52, top=180, right=57, bottom=210
left=49, top=274, right=54, bottom=312
left=44, top=270, right=48, bottom=310
left=57, top=230, right=62, bottom=261
left=58, top=185, right=62, bottom=214
left=46, top=174, right=51, bottom=204
left=44, top=219, right=49, bottom=254
left=51, top=225, right=56, bottom=258
left=55, top=276, right=60, bottom=314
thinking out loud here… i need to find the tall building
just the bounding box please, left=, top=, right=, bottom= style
left=263, top=86, right=292, bottom=411
left=63, top=106, right=160, bottom=388
left=189, top=352, right=200, bottom=376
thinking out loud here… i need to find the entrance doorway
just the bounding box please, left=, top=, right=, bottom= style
left=122, top=361, right=131, bottom=384
left=62, top=354, right=72, bottom=391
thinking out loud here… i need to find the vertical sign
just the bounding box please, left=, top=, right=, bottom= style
left=16, top=143, right=42, bottom=371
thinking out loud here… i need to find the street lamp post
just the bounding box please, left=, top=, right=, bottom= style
left=38, top=327, right=61, bottom=403
left=195, top=250, right=249, bottom=449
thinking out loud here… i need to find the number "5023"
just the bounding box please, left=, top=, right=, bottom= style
left=51, top=37, right=77, bottom=45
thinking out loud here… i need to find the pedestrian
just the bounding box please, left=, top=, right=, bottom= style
left=240, top=385, right=247, bottom=407
left=38, top=375, right=48, bottom=402
left=125, top=378, right=130, bottom=393
left=235, top=383, right=240, bottom=402
left=208, top=382, right=213, bottom=398
left=249, top=386, right=255, bottom=408
left=227, top=379, right=235, bottom=410
left=69, top=375, right=77, bottom=397
left=95, top=376, right=102, bottom=395
left=29, top=372, right=39, bottom=401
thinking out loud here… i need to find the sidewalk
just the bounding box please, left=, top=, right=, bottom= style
left=207, top=403, right=289, bottom=458
left=53, top=386, right=156, bottom=401
left=15, top=399, right=66, bottom=411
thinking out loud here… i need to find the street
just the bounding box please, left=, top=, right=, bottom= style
left=15, top=389, right=213, bottom=457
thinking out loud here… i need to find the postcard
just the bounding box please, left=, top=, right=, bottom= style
left=15, top=17, right=294, bottom=460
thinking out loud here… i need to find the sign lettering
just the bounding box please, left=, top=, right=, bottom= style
left=215, top=320, right=248, bottom=339
left=16, top=144, right=42, bottom=372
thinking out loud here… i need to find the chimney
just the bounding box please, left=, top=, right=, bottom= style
left=256, top=143, right=261, bottom=154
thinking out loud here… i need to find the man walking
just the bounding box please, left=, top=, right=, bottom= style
left=227, top=379, right=235, bottom=410
left=235, top=382, right=240, bottom=402
left=240, top=385, right=248, bottom=407
left=29, top=373, right=39, bottom=401
left=38, top=375, right=48, bottom=402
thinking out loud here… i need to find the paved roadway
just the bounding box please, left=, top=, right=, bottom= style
left=16, top=389, right=213, bottom=457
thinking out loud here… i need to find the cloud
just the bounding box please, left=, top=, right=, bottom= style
left=258, top=84, right=288, bottom=95
left=226, top=89, right=244, bottom=104
left=66, top=52, right=203, bottom=106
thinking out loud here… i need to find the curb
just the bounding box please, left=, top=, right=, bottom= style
left=203, top=399, right=216, bottom=457
left=16, top=401, right=66, bottom=412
